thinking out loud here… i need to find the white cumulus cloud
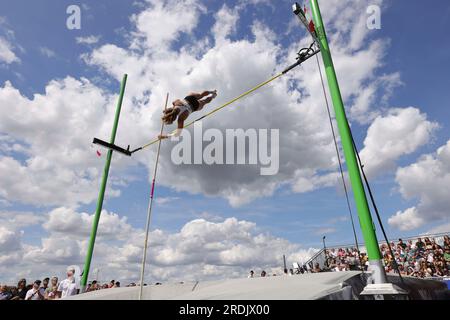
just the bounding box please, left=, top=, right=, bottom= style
left=360, top=107, right=438, bottom=177
left=0, top=78, right=130, bottom=207
left=389, top=140, right=450, bottom=231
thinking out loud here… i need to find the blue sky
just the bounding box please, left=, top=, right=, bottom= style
left=0, top=0, right=449, bottom=283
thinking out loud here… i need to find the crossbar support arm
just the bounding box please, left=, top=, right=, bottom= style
left=93, top=138, right=132, bottom=157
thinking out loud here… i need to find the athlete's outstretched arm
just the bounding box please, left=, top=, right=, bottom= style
left=158, top=112, right=188, bottom=140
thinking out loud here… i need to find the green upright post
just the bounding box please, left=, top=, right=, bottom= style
left=309, top=0, right=387, bottom=284
left=80, top=74, right=128, bottom=292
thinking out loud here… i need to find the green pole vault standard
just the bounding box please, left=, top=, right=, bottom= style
left=309, top=0, right=386, bottom=284
left=80, top=74, right=128, bottom=292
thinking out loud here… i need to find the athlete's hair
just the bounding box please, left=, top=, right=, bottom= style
left=162, top=107, right=179, bottom=125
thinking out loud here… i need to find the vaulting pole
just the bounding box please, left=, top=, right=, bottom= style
left=80, top=74, right=128, bottom=292
left=138, top=93, right=170, bottom=300
left=309, top=0, right=387, bottom=284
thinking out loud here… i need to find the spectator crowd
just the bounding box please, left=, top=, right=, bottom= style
left=321, top=235, right=450, bottom=278
left=0, top=266, right=135, bottom=301
left=244, top=235, right=450, bottom=279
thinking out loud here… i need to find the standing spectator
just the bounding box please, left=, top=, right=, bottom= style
left=25, top=280, right=45, bottom=300
left=0, top=284, right=12, bottom=300
left=248, top=270, right=254, bottom=278
left=57, top=267, right=79, bottom=298
left=45, top=277, right=59, bottom=300
left=10, top=279, right=27, bottom=300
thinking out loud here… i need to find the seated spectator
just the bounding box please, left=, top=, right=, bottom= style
left=329, top=248, right=337, bottom=259
left=444, top=235, right=450, bottom=249
left=398, top=239, right=407, bottom=250
left=406, top=265, right=415, bottom=276
left=313, top=263, right=322, bottom=273
left=114, top=282, right=121, bottom=288
left=347, top=254, right=357, bottom=270
left=385, top=265, right=393, bottom=273
left=248, top=270, right=254, bottom=278
left=337, top=248, right=345, bottom=259
left=333, top=262, right=342, bottom=272
left=260, top=270, right=267, bottom=277
left=445, top=248, right=450, bottom=263
left=10, top=279, right=27, bottom=300
left=108, top=280, right=115, bottom=288
left=9, top=286, right=18, bottom=299
left=0, top=284, right=12, bottom=300
left=397, top=264, right=407, bottom=276
left=416, top=237, right=425, bottom=251
left=424, top=237, right=433, bottom=250
left=434, top=264, right=445, bottom=277
left=25, top=280, right=45, bottom=300
left=328, top=258, right=337, bottom=269
left=389, top=241, right=396, bottom=250
left=426, top=250, right=434, bottom=263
